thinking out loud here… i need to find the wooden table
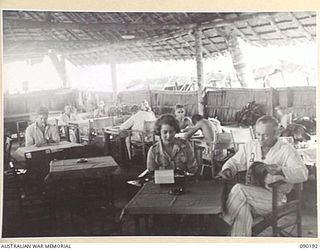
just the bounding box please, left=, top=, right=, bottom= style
left=121, top=180, right=225, bottom=234
left=45, top=156, right=119, bottom=204
left=45, top=156, right=119, bottom=230
left=12, top=141, right=83, bottom=162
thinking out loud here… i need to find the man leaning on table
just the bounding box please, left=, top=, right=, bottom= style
left=25, top=107, right=60, bottom=146
left=217, top=115, right=308, bottom=236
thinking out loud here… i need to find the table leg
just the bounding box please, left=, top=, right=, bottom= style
left=199, top=215, right=205, bottom=234
left=104, top=133, right=111, bottom=156
left=134, top=215, right=141, bottom=235
left=144, top=215, right=149, bottom=235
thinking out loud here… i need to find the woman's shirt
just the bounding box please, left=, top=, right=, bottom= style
left=147, top=138, right=198, bottom=174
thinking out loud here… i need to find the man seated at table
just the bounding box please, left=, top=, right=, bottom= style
left=183, top=114, right=222, bottom=141
left=58, top=104, right=80, bottom=142
left=58, top=104, right=79, bottom=125
left=25, top=107, right=60, bottom=146
left=274, top=106, right=294, bottom=130
left=93, top=100, right=108, bottom=118
left=147, top=114, right=197, bottom=174
left=120, top=100, right=156, bottom=159
left=175, top=104, right=192, bottom=132
left=217, top=115, right=308, bottom=236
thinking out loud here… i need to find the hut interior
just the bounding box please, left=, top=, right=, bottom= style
left=2, top=11, right=317, bottom=237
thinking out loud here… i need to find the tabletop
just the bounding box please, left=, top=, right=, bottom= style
left=45, top=156, right=119, bottom=183
left=122, top=180, right=224, bottom=216
left=68, top=119, right=91, bottom=126
left=12, top=141, right=83, bottom=162
left=296, top=143, right=317, bottom=166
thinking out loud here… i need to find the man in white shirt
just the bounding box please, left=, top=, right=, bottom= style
left=58, top=104, right=79, bottom=143
left=119, top=100, right=156, bottom=159
left=217, top=115, right=308, bottom=236
left=25, top=107, right=60, bottom=146
left=58, top=104, right=78, bottom=125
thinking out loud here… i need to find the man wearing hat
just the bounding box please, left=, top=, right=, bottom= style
left=25, top=107, right=60, bottom=146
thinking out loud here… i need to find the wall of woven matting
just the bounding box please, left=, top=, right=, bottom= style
left=4, top=87, right=316, bottom=122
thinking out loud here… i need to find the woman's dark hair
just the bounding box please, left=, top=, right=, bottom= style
left=154, top=114, right=180, bottom=136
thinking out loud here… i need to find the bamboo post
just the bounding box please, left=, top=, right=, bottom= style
left=270, top=87, right=274, bottom=116
left=60, top=55, right=68, bottom=88
left=194, top=27, right=205, bottom=116
left=48, top=53, right=69, bottom=88
left=110, top=57, right=118, bottom=104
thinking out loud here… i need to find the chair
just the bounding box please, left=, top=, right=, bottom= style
left=221, top=171, right=303, bottom=237
left=91, top=117, right=115, bottom=135
left=57, top=125, right=69, bottom=141
left=4, top=136, right=13, bottom=170
left=5, top=159, right=55, bottom=236
left=128, top=120, right=156, bottom=166
left=230, top=127, right=254, bottom=151
left=252, top=180, right=303, bottom=237
left=16, top=120, right=29, bottom=146
left=193, top=133, right=233, bottom=179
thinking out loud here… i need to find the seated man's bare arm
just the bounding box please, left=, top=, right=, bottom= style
left=183, top=123, right=201, bottom=139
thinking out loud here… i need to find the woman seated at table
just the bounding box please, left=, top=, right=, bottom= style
left=147, top=114, right=198, bottom=174
left=120, top=100, right=156, bottom=159
left=25, top=106, right=60, bottom=146
left=174, top=104, right=192, bottom=132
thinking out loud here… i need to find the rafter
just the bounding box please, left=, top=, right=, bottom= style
left=4, top=12, right=276, bottom=35
left=288, top=12, right=312, bottom=40
left=268, top=15, right=289, bottom=39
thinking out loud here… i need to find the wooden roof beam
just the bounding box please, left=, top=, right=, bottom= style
left=123, top=44, right=152, bottom=61
left=158, top=40, right=184, bottom=58
left=288, top=12, right=312, bottom=40
left=244, top=21, right=266, bottom=45
left=268, top=16, right=289, bottom=39
left=228, top=24, right=248, bottom=42
left=167, top=38, right=192, bottom=57
left=137, top=45, right=156, bottom=60
left=180, top=33, right=211, bottom=57
left=4, top=12, right=277, bottom=36
left=4, top=18, right=193, bottom=31
left=198, top=31, right=223, bottom=55
left=180, top=35, right=195, bottom=53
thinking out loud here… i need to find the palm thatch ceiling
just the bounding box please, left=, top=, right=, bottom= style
left=2, top=11, right=316, bottom=66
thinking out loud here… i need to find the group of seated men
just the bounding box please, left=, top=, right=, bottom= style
left=23, top=102, right=309, bottom=237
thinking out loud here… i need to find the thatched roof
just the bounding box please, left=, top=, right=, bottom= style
left=3, top=11, right=316, bottom=66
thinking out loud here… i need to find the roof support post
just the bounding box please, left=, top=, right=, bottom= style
left=48, top=53, right=69, bottom=88
left=110, top=57, right=118, bottom=104
left=194, top=27, right=205, bottom=116
left=226, top=34, right=255, bottom=88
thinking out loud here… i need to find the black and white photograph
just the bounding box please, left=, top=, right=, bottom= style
left=2, top=10, right=317, bottom=238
